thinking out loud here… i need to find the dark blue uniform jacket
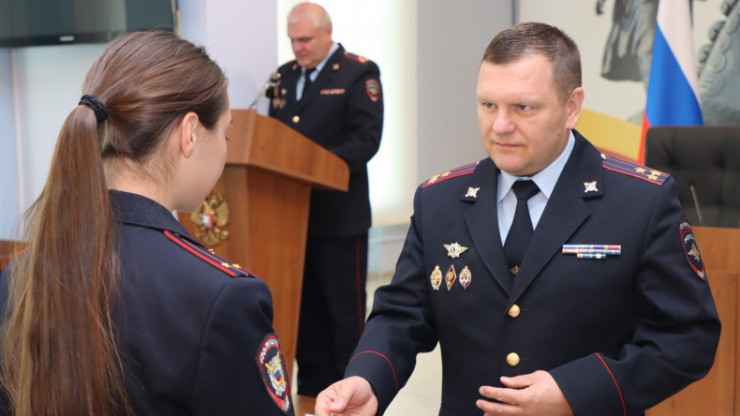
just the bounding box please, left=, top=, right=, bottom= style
left=345, top=132, right=720, bottom=416
left=269, top=44, right=383, bottom=237
left=0, top=191, right=294, bottom=415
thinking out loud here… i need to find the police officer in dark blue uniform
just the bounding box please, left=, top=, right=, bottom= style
left=268, top=2, right=383, bottom=397
left=109, top=190, right=293, bottom=415
left=315, top=22, right=720, bottom=416
left=0, top=31, right=293, bottom=416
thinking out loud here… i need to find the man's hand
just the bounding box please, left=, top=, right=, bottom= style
left=314, top=376, right=378, bottom=416
left=476, top=370, right=574, bottom=416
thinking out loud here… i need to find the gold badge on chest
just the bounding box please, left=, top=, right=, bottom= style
left=430, top=265, right=443, bottom=290
left=444, top=242, right=468, bottom=258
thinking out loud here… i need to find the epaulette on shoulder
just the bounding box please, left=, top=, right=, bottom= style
left=601, top=154, right=669, bottom=186
left=163, top=230, right=254, bottom=278
left=422, top=161, right=479, bottom=188
left=343, top=51, right=369, bottom=64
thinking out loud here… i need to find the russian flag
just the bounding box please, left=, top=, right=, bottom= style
left=640, top=0, right=703, bottom=164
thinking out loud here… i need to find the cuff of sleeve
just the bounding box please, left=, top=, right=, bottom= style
left=344, top=350, right=399, bottom=415
left=549, top=353, right=627, bottom=416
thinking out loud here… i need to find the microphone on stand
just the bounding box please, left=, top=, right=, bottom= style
left=249, top=73, right=282, bottom=109
left=689, top=183, right=704, bottom=227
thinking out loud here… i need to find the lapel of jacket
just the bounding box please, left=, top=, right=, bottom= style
left=463, top=158, right=514, bottom=293
left=508, top=131, right=605, bottom=302
left=295, top=45, right=345, bottom=113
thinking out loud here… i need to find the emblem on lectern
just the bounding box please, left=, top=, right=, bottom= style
left=190, top=192, right=230, bottom=247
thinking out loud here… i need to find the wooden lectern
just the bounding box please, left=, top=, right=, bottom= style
left=647, top=226, right=739, bottom=416
left=177, top=109, right=349, bottom=378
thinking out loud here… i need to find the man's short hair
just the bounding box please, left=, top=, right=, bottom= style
left=482, top=22, right=582, bottom=103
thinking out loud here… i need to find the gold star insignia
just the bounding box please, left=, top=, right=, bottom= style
left=443, top=242, right=469, bottom=258
left=465, top=187, right=480, bottom=198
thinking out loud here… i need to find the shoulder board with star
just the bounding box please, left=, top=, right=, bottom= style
left=601, top=154, right=669, bottom=186
left=163, top=230, right=254, bottom=278
left=343, top=51, right=369, bottom=64
left=422, top=161, right=480, bottom=188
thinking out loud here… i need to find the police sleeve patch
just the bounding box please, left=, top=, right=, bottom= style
left=365, top=79, right=381, bottom=102
left=679, top=219, right=706, bottom=280
left=256, top=334, right=292, bottom=414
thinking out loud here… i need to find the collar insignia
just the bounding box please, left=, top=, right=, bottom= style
left=465, top=187, right=480, bottom=198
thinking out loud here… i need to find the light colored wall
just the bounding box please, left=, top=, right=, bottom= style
left=0, top=49, right=19, bottom=238
left=13, top=42, right=105, bottom=226
left=416, top=1, right=513, bottom=183
left=180, top=1, right=278, bottom=111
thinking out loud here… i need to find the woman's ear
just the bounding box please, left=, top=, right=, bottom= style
left=178, top=112, right=200, bottom=158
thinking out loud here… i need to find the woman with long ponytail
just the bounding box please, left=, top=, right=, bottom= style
left=0, top=31, right=293, bottom=415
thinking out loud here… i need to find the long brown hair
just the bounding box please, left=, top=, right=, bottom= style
left=1, top=30, right=228, bottom=415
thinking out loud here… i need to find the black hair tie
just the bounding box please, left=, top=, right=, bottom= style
left=79, top=94, right=109, bottom=122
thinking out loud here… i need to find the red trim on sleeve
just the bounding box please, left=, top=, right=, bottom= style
left=595, top=353, right=627, bottom=416
left=350, top=351, right=398, bottom=391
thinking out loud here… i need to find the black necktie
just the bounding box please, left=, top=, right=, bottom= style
left=301, top=67, right=316, bottom=100
left=504, top=180, right=540, bottom=276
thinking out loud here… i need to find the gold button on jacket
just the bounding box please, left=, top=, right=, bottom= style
left=506, top=352, right=520, bottom=367
left=508, top=304, right=520, bottom=318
